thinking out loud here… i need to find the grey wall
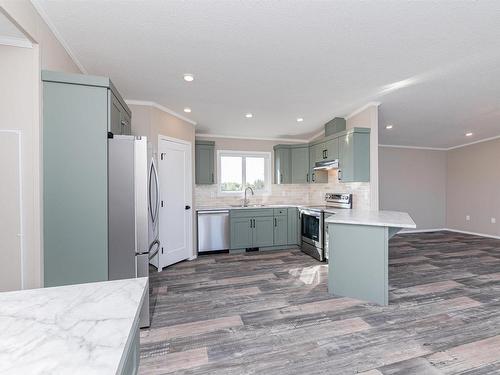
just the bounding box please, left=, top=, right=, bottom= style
left=447, top=138, right=500, bottom=237
left=379, top=146, right=447, bottom=230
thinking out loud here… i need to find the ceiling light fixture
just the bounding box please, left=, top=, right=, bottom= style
left=465, top=132, right=473, bottom=137
left=183, top=107, right=192, bottom=113
left=385, top=124, right=393, bottom=129
left=183, top=74, right=194, bottom=82
left=297, top=118, right=304, bottom=122
left=245, top=113, right=253, bottom=118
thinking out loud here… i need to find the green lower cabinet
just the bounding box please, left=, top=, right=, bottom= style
left=273, top=216, right=288, bottom=246
left=230, top=217, right=254, bottom=249
left=230, top=208, right=301, bottom=250
left=254, top=216, right=275, bottom=247
left=287, top=207, right=299, bottom=245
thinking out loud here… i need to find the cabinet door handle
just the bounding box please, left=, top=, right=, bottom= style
left=312, top=172, right=315, bottom=182
left=306, top=173, right=309, bottom=182
left=325, top=150, right=328, bottom=159
left=280, top=174, right=283, bottom=183
left=250, top=219, right=253, bottom=228
left=338, top=169, right=342, bottom=181
left=274, top=218, right=277, bottom=227
left=211, top=172, right=214, bottom=183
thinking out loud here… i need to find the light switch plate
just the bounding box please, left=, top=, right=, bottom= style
left=466, top=215, right=470, bottom=221
left=492, top=217, right=496, bottom=224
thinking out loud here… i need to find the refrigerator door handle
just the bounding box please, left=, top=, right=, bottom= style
left=149, top=157, right=160, bottom=224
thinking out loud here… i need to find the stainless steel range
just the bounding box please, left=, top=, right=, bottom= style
left=299, top=193, right=352, bottom=261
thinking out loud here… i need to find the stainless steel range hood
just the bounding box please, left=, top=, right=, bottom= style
left=313, top=159, right=339, bottom=170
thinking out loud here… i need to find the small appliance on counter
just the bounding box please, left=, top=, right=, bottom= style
left=299, top=193, right=352, bottom=261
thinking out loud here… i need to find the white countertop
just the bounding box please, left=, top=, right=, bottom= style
left=196, top=204, right=297, bottom=211
left=325, top=209, right=416, bottom=228
left=0, top=277, right=148, bottom=375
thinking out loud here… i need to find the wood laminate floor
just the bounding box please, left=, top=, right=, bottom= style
left=139, top=231, right=500, bottom=375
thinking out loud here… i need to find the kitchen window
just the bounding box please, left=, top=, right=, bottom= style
left=217, top=150, right=271, bottom=194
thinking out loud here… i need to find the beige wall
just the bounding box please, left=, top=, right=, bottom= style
left=447, top=138, right=500, bottom=237
left=1, top=1, right=81, bottom=72
left=0, top=44, right=41, bottom=291
left=379, top=147, right=447, bottom=230
left=194, top=136, right=371, bottom=210
left=347, top=104, right=379, bottom=210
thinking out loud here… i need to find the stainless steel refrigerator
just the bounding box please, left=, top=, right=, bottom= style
left=108, top=135, right=160, bottom=328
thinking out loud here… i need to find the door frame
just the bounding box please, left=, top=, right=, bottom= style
left=157, top=135, right=194, bottom=266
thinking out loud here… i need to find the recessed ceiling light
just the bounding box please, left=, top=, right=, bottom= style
left=465, top=132, right=473, bottom=137
left=297, top=118, right=304, bottom=122
left=245, top=113, right=253, bottom=118
left=183, top=74, right=194, bottom=82
left=385, top=124, right=393, bottom=129
left=183, top=107, right=192, bottom=113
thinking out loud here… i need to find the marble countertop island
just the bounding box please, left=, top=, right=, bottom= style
left=325, top=209, right=416, bottom=229
left=0, top=277, right=148, bottom=375
left=325, top=210, right=416, bottom=306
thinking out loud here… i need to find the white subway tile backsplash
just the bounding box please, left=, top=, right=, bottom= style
left=195, top=170, right=370, bottom=209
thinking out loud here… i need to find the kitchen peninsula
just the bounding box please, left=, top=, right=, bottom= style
left=326, top=210, right=416, bottom=305
left=0, top=278, right=148, bottom=375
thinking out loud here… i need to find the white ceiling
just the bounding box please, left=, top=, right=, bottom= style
left=33, top=1, right=500, bottom=148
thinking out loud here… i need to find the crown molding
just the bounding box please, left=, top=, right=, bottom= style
left=346, top=102, right=381, bottom=120
left=446, top=134, right=500, bottom=151
left=380, top=133, right=500, bottom=152
left=379, top=144, right=447, bottom=151
left=30, top=0, right=88, bottom=74
left=125, top=100, right=197, bottom=125
left=195, top=133, right=309, bottom=143
left=0, top=35, right=32, bottom=48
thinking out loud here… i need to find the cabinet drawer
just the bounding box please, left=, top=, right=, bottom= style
left=273, top=208, right=288, bottom=216
left=230, top=208, right=273, bottom=218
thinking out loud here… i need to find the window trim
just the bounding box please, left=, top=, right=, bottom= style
left=217, top=150, right=271, bottom=196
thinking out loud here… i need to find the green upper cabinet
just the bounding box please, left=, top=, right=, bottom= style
left=338, top=128, right=370, bottom=182
left=274, top=144, right=309, bottom=184
left=109, top=91, right=132, bottom=136
left=195, top=140, right=215, bottom=184
left=324, top=138, right=339, bottom=160
left=274, top=146, right=291, bottom=184
left=309, top=143, right=328, bottom=183
left=290, top=146, right=309, bottom=183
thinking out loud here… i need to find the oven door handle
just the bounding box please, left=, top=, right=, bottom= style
left=299, top=209, right=322, bottom=218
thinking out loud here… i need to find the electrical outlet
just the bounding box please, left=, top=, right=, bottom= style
left=466, top=215, right=471, bottom=221
left=491, top=217, right=497, bottom=224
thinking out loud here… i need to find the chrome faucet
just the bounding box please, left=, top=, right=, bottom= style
left=243, top=186, right=254, bottom=207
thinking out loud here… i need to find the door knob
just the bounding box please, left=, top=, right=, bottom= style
left=185, top=205, right=191, bottom=210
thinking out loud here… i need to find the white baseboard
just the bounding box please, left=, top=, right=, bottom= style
left=399, top=228, right=447, bottom=234
left=443, top=228, right=500, bottom=240
left=398, top=227, right=500, bottom=240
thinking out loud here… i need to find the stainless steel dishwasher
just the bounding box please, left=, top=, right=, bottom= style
left=197, top=210, right=230, bottom=253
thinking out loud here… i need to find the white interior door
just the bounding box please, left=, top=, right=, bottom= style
left=158, top=136, right=193, bottom=269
